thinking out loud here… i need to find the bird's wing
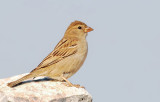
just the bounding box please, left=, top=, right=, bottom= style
left=31, top=38, right=78, bottom=72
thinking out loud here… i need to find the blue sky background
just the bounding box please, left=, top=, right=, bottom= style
left=0, top=0, right=160, bottom=102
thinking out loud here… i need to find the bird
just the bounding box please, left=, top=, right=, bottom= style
left=7, top=20, right=93, bottom=88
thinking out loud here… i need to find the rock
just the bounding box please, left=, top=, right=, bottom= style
left=0, top=74, right=92, bottom=102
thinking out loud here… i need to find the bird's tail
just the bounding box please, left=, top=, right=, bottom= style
left=7, top=73, right=34, bottom=87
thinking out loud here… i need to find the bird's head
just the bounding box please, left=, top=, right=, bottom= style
left=64, top=20, right=93, bottom=38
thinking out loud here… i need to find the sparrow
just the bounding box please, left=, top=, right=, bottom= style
left=7, top=20, right=93, bottom=88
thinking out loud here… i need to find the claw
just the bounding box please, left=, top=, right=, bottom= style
left=62, top=82, right=85, bottom=88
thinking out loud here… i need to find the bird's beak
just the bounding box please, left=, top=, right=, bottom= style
left=84, top=27, right=94, bottom=33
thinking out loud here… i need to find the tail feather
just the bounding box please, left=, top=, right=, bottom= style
left=7, top=74, right=34, bottom=87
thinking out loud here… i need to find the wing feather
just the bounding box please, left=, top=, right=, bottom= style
left=31, top=38, right=78, bottom=72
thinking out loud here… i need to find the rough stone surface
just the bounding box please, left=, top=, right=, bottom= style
left=0, top=74, right=92, bottom=102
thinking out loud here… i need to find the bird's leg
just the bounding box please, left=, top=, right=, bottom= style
left=61, top=76, right=73, bottom=86
left=61, top=74, right=84, bottom=88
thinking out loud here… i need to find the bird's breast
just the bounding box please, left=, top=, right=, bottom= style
left=77, top=39, right=88, bottom=54
left=49, top=39, right=88, bottom=79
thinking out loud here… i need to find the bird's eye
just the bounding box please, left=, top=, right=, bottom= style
left=78, top=26, right=82, bottom=29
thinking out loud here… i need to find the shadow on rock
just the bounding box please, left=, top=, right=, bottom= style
left=13, top=77, right=59, bottom=87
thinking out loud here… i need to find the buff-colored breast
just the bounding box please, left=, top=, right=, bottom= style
left=47, top=39, right=88, bottom=80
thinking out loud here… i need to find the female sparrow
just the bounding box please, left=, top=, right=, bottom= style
left=7, top=20, right=93, bottom=88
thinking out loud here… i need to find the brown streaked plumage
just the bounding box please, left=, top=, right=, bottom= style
left=7, top=20, right=93, bottom=88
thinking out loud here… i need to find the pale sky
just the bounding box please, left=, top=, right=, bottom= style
left=0, top=0, right=160, bottom=102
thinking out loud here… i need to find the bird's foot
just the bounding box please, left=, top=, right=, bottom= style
left=60, top=75, right=85, bottom=88
left=62, top=82, right=85, bottom=88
